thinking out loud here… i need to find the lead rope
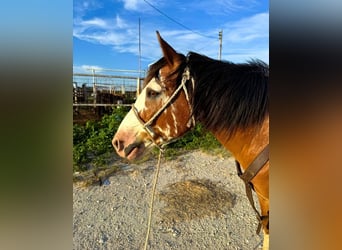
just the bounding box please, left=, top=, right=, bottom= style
left=143, top=149, right=163, bottom=250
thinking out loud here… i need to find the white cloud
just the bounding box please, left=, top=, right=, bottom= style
left=186, top=0, right=259, bottom=15
left=119, top=0, right=160, bottom=12
left=74, top=0, right=103, bottom=18
left=119, top=0, right=150, bottom=11
left=74, top=30, right=130, bottom=46
left=224, top=12, right=269, bottom=43
left=115, top=15, right=128, bottom=29
left=121, top=0, right=139, bottom=10
left=73, top=65, right=105, bottom=73
left=80, top=18, right=108, bottom=28
left=73, top=14, right=136, bottom=47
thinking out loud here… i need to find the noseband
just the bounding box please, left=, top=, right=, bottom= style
left=132, top=66, right=195, bottom=150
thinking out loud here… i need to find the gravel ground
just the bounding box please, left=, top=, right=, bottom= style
left=73, top=150, right=264, bottom=250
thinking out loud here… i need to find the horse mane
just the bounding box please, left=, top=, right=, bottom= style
left=187, top=52, right=269, bottom=137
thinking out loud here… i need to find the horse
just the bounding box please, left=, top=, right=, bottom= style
left=112, top=31, right=269, bottom=250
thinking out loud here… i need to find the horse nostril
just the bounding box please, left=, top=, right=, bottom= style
left=112, top=138, right=124, bottom=151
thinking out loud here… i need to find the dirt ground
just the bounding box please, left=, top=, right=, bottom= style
left=73, top=150, right=264, bottom=250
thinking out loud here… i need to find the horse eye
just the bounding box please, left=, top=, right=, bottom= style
left=147, top=89, right=161, bottom=99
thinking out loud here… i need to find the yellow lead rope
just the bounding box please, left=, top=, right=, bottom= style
left=143, top=150, right=163, bottom=250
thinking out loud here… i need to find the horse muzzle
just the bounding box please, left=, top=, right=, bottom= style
left=112, top=130, right=148, bottom=160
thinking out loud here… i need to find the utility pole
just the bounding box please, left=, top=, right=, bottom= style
left=137, top=18, right=142, bottom=97
left=218, top=30, right=223, bottom=61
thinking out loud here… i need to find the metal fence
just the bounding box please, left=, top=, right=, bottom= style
left=73, top=68, right=145, bottom=107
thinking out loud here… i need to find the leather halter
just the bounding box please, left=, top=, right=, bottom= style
left=235, top=144, right=269, bottom=234
left=132, top=66, right=195, bottom=150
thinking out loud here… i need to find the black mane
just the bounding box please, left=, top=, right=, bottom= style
left=187, top=52, right=268, bottom=137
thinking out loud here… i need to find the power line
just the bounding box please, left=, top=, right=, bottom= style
left=143, top=0, right=217, bottom=40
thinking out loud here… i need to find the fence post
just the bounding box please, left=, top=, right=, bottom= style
left=136, top=77, right=140, bottom=97
left=92, top=69, right=97, bottom=107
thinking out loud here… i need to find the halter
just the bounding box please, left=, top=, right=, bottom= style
left=132, top=66, right=195, bottom=150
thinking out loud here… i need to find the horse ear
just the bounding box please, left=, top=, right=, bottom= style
left=156, top=31, right=180, bottom=67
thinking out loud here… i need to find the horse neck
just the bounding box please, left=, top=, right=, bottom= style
left=212, top=115, right=269, bottom=171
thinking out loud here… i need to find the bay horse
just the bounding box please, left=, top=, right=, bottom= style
left=112, top=31, right=269, bottom=249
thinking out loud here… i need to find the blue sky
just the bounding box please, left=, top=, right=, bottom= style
left=73, top=0, right=268, bottom=73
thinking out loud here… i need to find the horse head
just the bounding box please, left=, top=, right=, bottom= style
left=112, top=31, right=194, bottom=160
